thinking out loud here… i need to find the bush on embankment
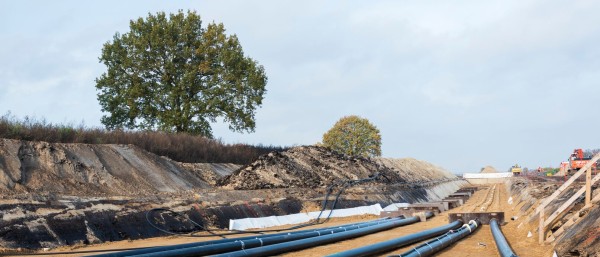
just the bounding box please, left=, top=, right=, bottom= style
left=0, top=113, right=284, bottom=164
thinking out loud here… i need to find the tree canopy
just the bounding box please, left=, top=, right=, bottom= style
left=95, top=10, right=267, bottom=138
left=322, top=115, right=382, bottom=157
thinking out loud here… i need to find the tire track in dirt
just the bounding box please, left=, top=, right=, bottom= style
left=463, top=185, right=492, bottom=212
left=491, top=183, right=501, bottom=211
left=436, top=183, right=549, bottom=257
left=479, top=184, right=495, bottom=212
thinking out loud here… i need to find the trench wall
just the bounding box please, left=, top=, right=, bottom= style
left=0, top=197, right=303, bottom=249
left=0, top=180, right=468, bottom=250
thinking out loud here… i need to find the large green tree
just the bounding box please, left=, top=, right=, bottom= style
left=96, top=10, right=267, bottom=137
left=322, top=115, right=382, bottom=157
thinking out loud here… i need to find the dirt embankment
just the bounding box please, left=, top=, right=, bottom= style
left=0, top=139, right=458, bottom=195
left=219, top=146, right=458, bottom=190
left=0, top=139, right=239, bottom=196
left=219, top=146, right=396, bottom=189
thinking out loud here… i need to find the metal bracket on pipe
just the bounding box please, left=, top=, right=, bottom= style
left=415, top=212, right=427, bottom=222
left=448, top=212, right=504, bottom=225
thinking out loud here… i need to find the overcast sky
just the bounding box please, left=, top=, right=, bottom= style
left=1, top=1, right=600, bottom=173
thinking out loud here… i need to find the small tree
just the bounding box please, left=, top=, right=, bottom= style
left=322, top=115, right=382, bottom=157
left=95, top=10, right=267, bottom=138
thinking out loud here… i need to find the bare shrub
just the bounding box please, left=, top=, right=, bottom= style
left=0, top=112, right=284, bottom=164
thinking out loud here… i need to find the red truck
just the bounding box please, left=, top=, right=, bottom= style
left=568, top=149, right=597, bottom=172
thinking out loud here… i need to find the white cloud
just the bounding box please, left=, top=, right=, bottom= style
left=2, top=0, right=600, bottom=173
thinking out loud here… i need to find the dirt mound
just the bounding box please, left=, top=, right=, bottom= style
left=0, top=139, right=239, bottom=196
left=219, top=146, right=457, bottom=190
left=218, top=146, right=394, bottom=189
left=374, top=157, right=455, bottom=181
left=480, top=165, right=498, bottom=173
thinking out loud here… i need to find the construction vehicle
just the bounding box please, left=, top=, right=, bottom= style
left=510, top=164, right=522, bottom=176
left=567, top=149, right=597, bottom=173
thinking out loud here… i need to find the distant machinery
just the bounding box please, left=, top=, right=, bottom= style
left=567, top=149, right=597, bottom=173
left=510, top=164, right=522, bottom=176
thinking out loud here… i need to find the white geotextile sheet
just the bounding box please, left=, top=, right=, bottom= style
left=307, top=204, right=383, bottom=219
left=229, top=204, right=383, bottom=230
left=229, top=213, right=311, bottom=231
left=382, top=203, right=410, bottom=212
left=463, top=172, right=513, bottom=179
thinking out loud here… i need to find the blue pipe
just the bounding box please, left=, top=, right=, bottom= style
left=326, top=220, right=463, bottom=257
left=87, top=217, right=397, bottom=257
left=209, top=213, right=433, bottom=257
left=125, top=217, right=402, bottom=257
left=394, top=219, right=481, bottom=257
left=490, top=218, right=518, bottom=257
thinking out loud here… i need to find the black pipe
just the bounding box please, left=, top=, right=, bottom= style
left=326, top=220, right=463, bottom=257
left=393, top=219, right=481, bottom=257
left=87, top=217, right=397, bottom=257
left=490, top=218, right=518, bottom=257
left=210, top=213, right=433, bottom=257
left=128, top=217, right=402, bottom=257
left=125, top=217, right=402, bottom=257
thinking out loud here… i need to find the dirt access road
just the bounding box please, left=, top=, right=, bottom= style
left=284, top=183, right=552, bottom=257
left=5, top=184, right=553, bottom=257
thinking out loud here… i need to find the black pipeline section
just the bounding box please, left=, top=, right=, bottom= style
left=210, top=213, right=432, bottom=257
left=326, top=220, right=463, bottom=257
left=127, top=217, right=403, bottom=257
left=490, top=218, right=518, bottom=257
left=88, top=217, right=395, bottom=257
left=393, top=219, right=481, bottom=257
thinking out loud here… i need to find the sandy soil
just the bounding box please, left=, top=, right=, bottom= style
left=4, top=183, right=554, bottom=257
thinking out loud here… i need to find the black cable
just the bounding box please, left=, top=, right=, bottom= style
left=145, top=208, right=227, bottom=238
left=145, top=172, right=385, bottom=238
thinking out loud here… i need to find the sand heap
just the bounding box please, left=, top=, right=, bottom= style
left=375, top=157, right=455, bottom=181
left=480, top=165, right=498, bottom=173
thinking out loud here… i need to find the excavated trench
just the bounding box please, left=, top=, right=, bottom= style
left=0, top=179, right=466, bottom=249
left=0, top=139, right=466, bottom=250
left=2, top=140, right=598, bottom=256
